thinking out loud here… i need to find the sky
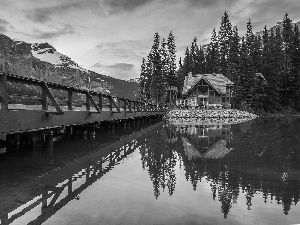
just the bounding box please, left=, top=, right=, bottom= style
left=0, top=0, right=300, bottom=80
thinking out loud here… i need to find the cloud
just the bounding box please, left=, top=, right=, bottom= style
left=93, top=62, right=135, bottom=79
left=29, top=24, right=76, bottom=39
left=92, top=62, right=103, bottom=67
left=26, top=2, right=82, bottom=23
left=106, top=63, right=135, bottom=79
left=96, top=40, right=148, bottom=61
left=104, top=0, right=155, bottom=14
left=106, top=63, right=134, bottom=71
left=0, top=18, right=12, bottom=32
left=186, top=0, right=238, bottom=8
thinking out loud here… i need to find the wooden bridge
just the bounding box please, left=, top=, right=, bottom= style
left=0, top=72, right=164, bottom=145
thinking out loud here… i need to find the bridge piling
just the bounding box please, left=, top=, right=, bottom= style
left=6, top=134, right=19, bottom=152
left=65, top=126, right=73, bottom=135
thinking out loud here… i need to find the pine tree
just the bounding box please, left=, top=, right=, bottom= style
left=161, top=38, right=169, bottom=103
left=176, top=57, right=185, bottom=97
left=218, top=11, right=232, bottom=76
left=261, top=26, right=284, bottom=111
left=138, top=58, right=148, bottom=101
left=189, top=37, right=198, bottom=74
left=149, top=32, right=166, bottom=106
left=239, top=36, right=255, bottom=108
left=182, top=47, right=191, bottom=76
left=290, top=24, right=300, bottom=108
left=206, top=28, right=219, bottom=73
left=227, top=26, right=240, bottom=83
left=167, top=31, right=177, bottom=87
left=244, top=19, right=264, bottom=110
left=189, top=37, right=206, bottom=74
left=282, top=13, right=294, bottom=106
left=253, top=35, right=263, bottom=73
left=246, top=19, right=255, bottom=72
left=197, top=45, right=206, bottom=74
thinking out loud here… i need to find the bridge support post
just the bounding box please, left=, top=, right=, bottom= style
left=0, top=73, right=8, bottom=110
left=20, top=134, right=32, bottom=149
left=127, top=120, right=131, bottom=130
left=65, top=126, right=73, bottom=135
left=32, top=134, right=42, bottom=149
left=43, top=133, right=53, bottom=160
left=87, top=125, right=96, bottom=137
left=73, top=126, right=87, bottom=137
left=6, top=134, right=19, bottom=152
left=111, top=122, right=115, bottom=134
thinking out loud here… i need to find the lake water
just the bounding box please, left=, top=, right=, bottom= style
left=1, top=117, right=300, bottom=225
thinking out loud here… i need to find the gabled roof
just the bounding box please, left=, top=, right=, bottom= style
left=182, top=73, right=234, bottom=95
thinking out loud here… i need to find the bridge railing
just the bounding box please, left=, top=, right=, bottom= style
left=0, top=72, right=158, bottom=115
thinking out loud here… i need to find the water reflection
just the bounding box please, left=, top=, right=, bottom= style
left=1, top=118, right=300, bottom=224
left=140, top=118, right=300, bottom=218
left=0, top=122, right=163, bottom=225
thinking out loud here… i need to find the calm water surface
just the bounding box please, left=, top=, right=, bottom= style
left=1, top=117, right=300, bottom=225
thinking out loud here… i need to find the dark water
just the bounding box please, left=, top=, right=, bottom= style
left=1, top=117, right=300, bottom=225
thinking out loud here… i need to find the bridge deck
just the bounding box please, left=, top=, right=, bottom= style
left=0, top=110, right=161, bottom=133
left=0, top=72, right=164, bottom=135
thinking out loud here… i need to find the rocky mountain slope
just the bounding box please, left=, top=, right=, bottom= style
left=0, top=33, right=139, bottom=100
left=255, top=19, right=300, bottom=37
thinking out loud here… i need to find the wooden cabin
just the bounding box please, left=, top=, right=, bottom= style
left=182, top=73, right=234, bottom=109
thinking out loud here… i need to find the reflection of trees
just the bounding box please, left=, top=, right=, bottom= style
left=142, top=118, right=300, bottom=218
left=139, top=127, right=178, bottom=199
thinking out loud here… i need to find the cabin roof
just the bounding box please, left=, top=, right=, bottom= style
left=182, top=73, right=234, bottom=95
left=182, top=137, right=233, bottom=160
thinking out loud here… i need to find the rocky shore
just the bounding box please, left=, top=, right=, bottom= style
left=165, top=109, right=258, bottom=125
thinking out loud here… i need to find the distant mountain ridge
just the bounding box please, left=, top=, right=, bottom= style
left=0, top=33, right=139, bottom=100
left=255, top=19, right=300, bottom=37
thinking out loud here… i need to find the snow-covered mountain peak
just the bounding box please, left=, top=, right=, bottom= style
left=31, top=42, right=89, bottom=74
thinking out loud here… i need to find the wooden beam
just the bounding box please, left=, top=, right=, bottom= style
left=7, top=75, right=42, bottom=87
left=41, top=83, right=48, bottom=110
left=98, top=93, right=102, bottom=111
left=42, top=83, right=63, bottom=115
left=123, top=99, right=127, bottom=112
left=87, top=93, right=101, bottom=112
left=68, top=90, right=72, bottom=110
left=108, top=96, right=113, bottom=111
left=85, top=93, right=90, bottom=111
left=111, top=97, right=121, bottom=113
left=0, top=73, right=8, bottom=110
left=127, top=100, right=133, bottom=112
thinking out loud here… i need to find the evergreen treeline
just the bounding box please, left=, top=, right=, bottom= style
left=139, top=31, right=177, bottom=106
left=139, top=12, right=300, bottom=112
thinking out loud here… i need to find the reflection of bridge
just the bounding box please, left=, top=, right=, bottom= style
left=0, top=73, right=164, bottom=149
left=0, top=122, right=163, bottom=225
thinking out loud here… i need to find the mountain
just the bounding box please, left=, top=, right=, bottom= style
left=0, top=33, right=139, bottom=100
left=255, top=19, right=300, bottom=37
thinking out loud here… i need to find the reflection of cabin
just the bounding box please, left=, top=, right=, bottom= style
left=182, top=73, right=234, bottom=108
left=180, top=125, right=232, bottom=160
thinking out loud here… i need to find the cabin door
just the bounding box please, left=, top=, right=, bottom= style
left=197, top=98, right=207, bottom=107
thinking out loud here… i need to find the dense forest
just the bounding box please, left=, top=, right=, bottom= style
left=139, top=12, right=300, bottom=113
